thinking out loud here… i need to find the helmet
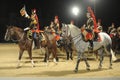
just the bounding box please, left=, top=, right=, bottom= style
left=55, top=16, right=58, bottom=19
left=71, top=20, right=74, bottom=24
left=32, top=8, right=36, bottom=14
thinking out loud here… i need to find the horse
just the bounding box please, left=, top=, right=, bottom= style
left=59, top=33, right=74, bottom=60
left=111, top=27, right=120, bottom=54
left=49, top=23, right=74, bottom=60
left=39, top=27, right=59, bottom=64
left=4, top=26, right=35, bottom=68
left=61, top=24, right=116, bottom=72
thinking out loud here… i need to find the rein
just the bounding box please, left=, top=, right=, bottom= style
left=66, top=25, right=82, bottom=41
left=71, top=33, right=82, bottom=41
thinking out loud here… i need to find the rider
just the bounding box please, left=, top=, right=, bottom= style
left=20, top=6, right=40, bottom=49
left=53, top=15, right=60, bottom=34
left=85, top=12, right=94, bottom=50
left=85, top=7, right=101, bottom=50
left=52, top=16, right=62, bottom=46
left=108, top=23, right=117, bottom=38
left=30, top=8, right=40, bottom=49
left=97, top=19, right=103, bottom=32
left=70, top=20, right=74, bottom=25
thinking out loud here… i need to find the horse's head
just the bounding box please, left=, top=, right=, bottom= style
left=61, top=23, right=71, bottom=37
left=4, top=26, right=14, bottom=41
left=4, top=26, right=23, bottom=41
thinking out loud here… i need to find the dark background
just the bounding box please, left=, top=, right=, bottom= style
left=0, top=0, right=120, bottom=42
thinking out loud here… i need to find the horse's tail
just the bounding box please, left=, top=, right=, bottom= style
left=101, top=32, right=117, bottom=61
left=99, top=32, right=111, bottom=54
left=111, top=49, right=117, bottom=61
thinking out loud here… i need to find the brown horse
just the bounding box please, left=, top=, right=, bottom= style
left=40, top=28, right=58, bottom=65
left=4, top=26, right=35, bottom=68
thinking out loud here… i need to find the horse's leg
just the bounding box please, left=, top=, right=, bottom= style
left=52, top=48, right=58, bottom=64
left=64, top=44, right=69, bottom=60
left=44, top=47, right=49, bottom=65
left=66, top=49, right=69, bottom=60
left=94, top=51, right=99, bottom=61
left=109, top=49, right=113, bottom=69
left=82, top=54, right=90, bottom=70
left=27, top=49, right=35, bottom=67
left=69, top=47, right=73, bottom=60
left=98, top=47, right=104, bottom=69
left=74, top=52, right=81, bottom=73
left=44, top=52, right=47, bottom=62
left=17, top=50, right=24, bottom=68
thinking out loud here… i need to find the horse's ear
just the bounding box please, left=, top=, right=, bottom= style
left=6, top=25, right=10, bottom=29
left=6, top=25, right=13, bottom=28
left=6, top=25, right=9, bottom=28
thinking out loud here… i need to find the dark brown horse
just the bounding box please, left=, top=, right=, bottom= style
left=58, top=35, right=74, bottom=60
left=40, top=28, right=58, bottom=65
left=4, top=26, right=35, bottom=68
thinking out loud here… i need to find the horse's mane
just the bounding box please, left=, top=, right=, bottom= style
left=9, top=26, right=24, bottom=33
left=68, top=24, right=81, bottom=36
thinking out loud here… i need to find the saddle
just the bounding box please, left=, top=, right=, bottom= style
left=27, top=30, right=33, bottom=40
left=81, top=27, right=101, bottom=42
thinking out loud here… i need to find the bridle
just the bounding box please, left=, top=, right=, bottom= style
left=11, top=33, right=24, bottom=42
left=64, top=24, right=82, bottom=41
left=6, top=28, right=25, bottom=42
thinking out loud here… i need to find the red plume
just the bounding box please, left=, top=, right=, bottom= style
left=87, top=6, right=97, bottom=29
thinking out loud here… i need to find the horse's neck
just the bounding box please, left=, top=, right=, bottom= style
left=15, top=30, right=25, bottom=41
left=70, top=25, right=81, bottom=38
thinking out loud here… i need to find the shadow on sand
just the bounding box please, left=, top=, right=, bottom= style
left=19, top=68, right=109, bottom=77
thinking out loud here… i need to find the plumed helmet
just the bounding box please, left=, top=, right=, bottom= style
left=98, top=19, right=101, bottom=23
left=32, top=8, right=36, bottom=14
left=55, top=16, right=58, bottom=19
left=71, top=20, right=74, bottom=24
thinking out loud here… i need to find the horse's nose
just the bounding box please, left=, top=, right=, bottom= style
left=4, top=36, right=7, bottom=41
left=4, top=34, right=9, bottom=41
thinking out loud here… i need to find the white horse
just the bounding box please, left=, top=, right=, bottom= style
left=61, top=24, right=117, bottom=72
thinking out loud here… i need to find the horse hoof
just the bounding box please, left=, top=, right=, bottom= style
left=98, top=67, right=102, bottom=70
left=67, top=58, right=69, bottom=60
left=86, top=68, right=90, bottom=71
left=32, top=65, right=35, bottom=68
left=109, top=67, right=112, bottom=69
left=56, top=57, right=59, bottom=62
left=74, top=69, right=78, bottom=73
left=43, top=59, right=47, bottom=62
left=70, top=57, right=73, bottom=60
left=16, top=66, right=21, bottom=69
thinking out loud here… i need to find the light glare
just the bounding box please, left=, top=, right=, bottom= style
left=72, top=7, right=79, bottom=16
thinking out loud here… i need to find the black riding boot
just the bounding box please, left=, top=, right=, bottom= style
left=56, top=40, right=61, bottom=47
left=88, top=40, right=93, bottom=50
left=94, top=32, right=98, bottom=41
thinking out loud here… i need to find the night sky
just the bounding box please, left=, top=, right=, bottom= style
left=0, top=0, right=120, bottom=42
